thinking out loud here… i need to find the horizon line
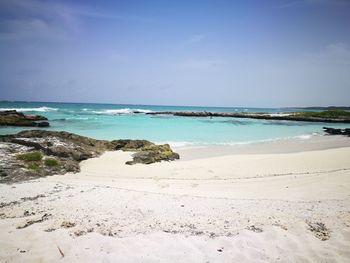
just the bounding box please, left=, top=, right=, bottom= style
left=0, top=99, right=349, bottom=110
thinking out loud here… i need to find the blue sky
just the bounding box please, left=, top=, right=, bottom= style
left=0, top=0, right=349, bottom=107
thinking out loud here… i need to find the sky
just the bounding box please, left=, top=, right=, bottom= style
left=0, top=0, right=349, bottom=107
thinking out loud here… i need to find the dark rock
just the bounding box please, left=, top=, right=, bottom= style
left=111, top=139, right=153, bottom=150
left=0, top=130, right=112, bottom=183
left=323, top=127, right=350, bottom=137
left=146, top=111, right=350, bottom=123
left=246, top=225, right=263, bottom=233
left=111, top=139, right=179, bottom=165
left=0, top=130, right=179, bottom=183
left=37, top=121, right=49, bottom=127
left=61, top=221, right=76, bottom=228
left=125, top=144, right=180, bottom=165
left=0, top=110, right=49, bottom=127
left=307, top=221, right=330, bottom=241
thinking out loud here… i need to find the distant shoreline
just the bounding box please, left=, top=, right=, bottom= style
left=1, top=100, right=349, bottom=110
left=146, top=110, right=350, bottom=123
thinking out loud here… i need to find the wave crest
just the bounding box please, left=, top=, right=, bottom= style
left=0, top=106, right=58, bottom=112
left=88, top=108, right=153, bottom=115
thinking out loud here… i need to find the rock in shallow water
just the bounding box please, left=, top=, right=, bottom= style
left=323, top=127, right=350, bottom=136
left=0, top=110, right=49, bottom=127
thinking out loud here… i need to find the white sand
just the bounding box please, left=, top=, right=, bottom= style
left=1, top=136, right=350, bottom=262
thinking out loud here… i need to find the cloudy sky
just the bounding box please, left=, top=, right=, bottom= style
left=0, top=0, right=349, bottom=107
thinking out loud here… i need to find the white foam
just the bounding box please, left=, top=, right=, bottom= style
left=268, top=113, right=291, bottom=117
left=65, top=117, right=92, bottom=120
left=160, top=135, right=319, bottom=148
left=0, top=107, right=58, bottom=112
left=158, top=141, right=195, bottom=148
left=294, top=133, right=319, bottom=140
left=296, top=134, right=312, bottom=140
left=90, top=108, right=153, bottom=115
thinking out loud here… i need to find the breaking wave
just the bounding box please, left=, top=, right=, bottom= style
left=0, top=107, right=58, bottom=112
left=88, top=108, right=153, bottom=115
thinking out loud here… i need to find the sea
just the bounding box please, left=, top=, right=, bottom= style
left=0, top=101, right=348, bottom=146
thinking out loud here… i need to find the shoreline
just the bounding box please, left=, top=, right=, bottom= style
left=173, top=134, right=350, bottom=160
left=1, top=135, right=350, bottom=262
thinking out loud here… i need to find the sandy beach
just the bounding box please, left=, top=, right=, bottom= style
left=1, top=135, right=350, bottom=262
left=2, top=0, right=350, bottom=261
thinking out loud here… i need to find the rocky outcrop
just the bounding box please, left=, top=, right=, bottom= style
left=146, top=111, right=350, bottom=123
left=111, top=139, right=179, bottom=165
left=0, top=130, right=179, bottom=183
left=4, top=130, right=114, bottom=160
left=0, top=110, right=49, bottom=127
left=323, top=127, right=350, bottom=137
left=112, top=139, right=153, bottom=151
left=124, top=144, right=180, bottom=165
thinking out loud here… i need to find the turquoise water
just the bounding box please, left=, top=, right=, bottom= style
left=0, top=101, right=348, bottom=145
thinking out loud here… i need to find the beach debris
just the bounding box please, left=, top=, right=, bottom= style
left=0, top=194, right=46, bottom=209
left=163, top=229, right=179, bottom=234
left=74, top=230, right=86, bottom=236
left=44, top=227, right=57, bottom=232
left=0, top=200, right=20, bottom=208
left=23, top=210, right=35, bottom=217
left=17, top=213, right=51, bottom=229
left=272, top=223, right=288, bottom=231
left=307, top=221, right=330, bottom=241
left=209, top=232, right=216, bottom=238
left=192, top=230, right=204, bottom=236
left=246, top=225, right=263, bottom=233
left=217, top=248, right=224, bottom=252
left=57, top=246, right=65, bottom=258
left=21, top=194, right=45, bottom=201
left=61, top=221, right=76, bottom=228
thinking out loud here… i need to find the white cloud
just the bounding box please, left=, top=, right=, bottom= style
left=186, top=34, right=206, bottom=44
left=324, top=43, right=350, bottom=58
left=0, top=0, right=148, bottom=42
left=0, top=18, right=67, bottom=41
left=305, top=42, right=350, bottom=64
left=74, top=9, right=151, bottom=22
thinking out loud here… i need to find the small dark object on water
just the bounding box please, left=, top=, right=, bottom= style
left=323, top=127, right=350, bottom=137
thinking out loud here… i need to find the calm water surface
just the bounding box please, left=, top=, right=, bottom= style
left=0, top=101, right=347, bottom=145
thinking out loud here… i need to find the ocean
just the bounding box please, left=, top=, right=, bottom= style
left=0, top=101, right=348, bottom=146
